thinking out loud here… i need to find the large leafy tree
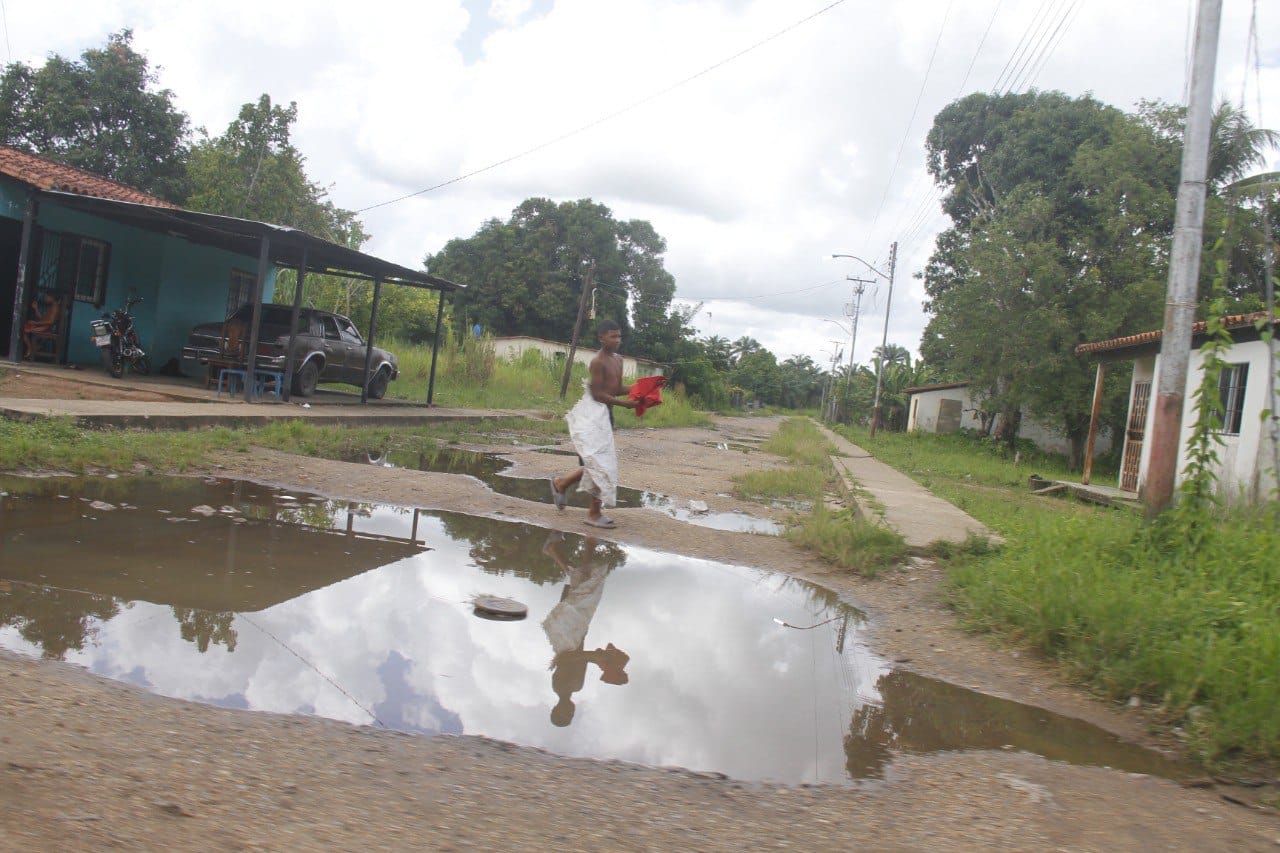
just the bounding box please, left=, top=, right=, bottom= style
left=424, top=198, right=685, bottom=360
left=921, top=92, right=1193, bottom=462
left=0, top=30, right=190, bottom=201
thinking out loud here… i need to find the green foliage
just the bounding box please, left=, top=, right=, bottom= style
left=762, top=417, right=835, bottom=467
left=0, top=30, right=190, bottom=200
left=423, top=198, right=685, bottom=361
left=949, top=505, right=1280, bottom=765
left=920, top=91, right=1277, bottom=467
left=786, top=506, right=907, bottom=577
left=0, top=417, right=238, bottom=472
left=185, top=94, right=358, bottom=241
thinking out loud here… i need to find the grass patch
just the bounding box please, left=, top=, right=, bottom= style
left=0, top=417, right=243, bottom=473
left=734, top=417, right=909, bottom=576
left=734, top=466, right=828, bottom=502
left=950, top=504, right=1280, bottom=766
left=839, top=424, right=1280, bottom=768
left=786, top=505, right=907, bottom=577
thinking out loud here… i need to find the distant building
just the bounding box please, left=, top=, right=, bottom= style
left=1077, top=312, right=1278, bottom=502
left=490, top=335, right=664, bottom=379
left=904, top=380, right=1113, bottom=458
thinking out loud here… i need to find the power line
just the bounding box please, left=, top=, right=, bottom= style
left=1003, top=0, right=1069, bottom=94
left=356, top=0, right=851, bottom=214
left=1012, top=0, right=1083, bottom=93
left=860, top=0, right=955, bottom=253
left=990, top=0, right=1055, bottom=94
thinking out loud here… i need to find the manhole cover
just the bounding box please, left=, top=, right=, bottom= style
left=472, top=595, right=528, bottom=620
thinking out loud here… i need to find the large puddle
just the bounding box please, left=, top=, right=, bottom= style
left=0, top=476, right=1182, bottom=784
left=362, top=446, right=783, bottom=535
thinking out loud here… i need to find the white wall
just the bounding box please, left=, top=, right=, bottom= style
left=907, top=385, right=1112, bottom=457
left=490, top=336, right=662, bottom=379
left=1130, top=340, right=1277, bottom=501
left=906, top=387, right=984, bottom=433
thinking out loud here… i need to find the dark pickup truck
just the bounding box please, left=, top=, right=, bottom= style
left=182, top=304, right=399, bottom=398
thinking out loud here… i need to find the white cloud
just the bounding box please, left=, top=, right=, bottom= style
left=8, top=0, right=1277, bottom=365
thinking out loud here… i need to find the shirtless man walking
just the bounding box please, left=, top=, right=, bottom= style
left=550, top=319, right=638, bottom=528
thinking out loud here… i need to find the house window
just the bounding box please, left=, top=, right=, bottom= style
left=1217, top=363, right=1248, bottom=435
left=53, top=235, right=110, bottom=306
left=228, top=269, right=256, bottom=316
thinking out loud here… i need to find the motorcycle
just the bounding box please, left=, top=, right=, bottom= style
left=89, top=296, right=151, bottom=378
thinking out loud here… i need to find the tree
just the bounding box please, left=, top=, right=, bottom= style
left=0, top=30, right=190, bottom=200
left=424, top=198, right=686, bottom=361
left=186, top=94, right=357, bottom=240
left=921, top=92, right=1191, bottom=462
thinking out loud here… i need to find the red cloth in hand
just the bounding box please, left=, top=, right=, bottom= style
left=628, top=375, right=667, bottom=417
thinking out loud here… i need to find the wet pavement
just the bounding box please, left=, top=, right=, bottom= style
left=0, top=474, right=1184, bottom=784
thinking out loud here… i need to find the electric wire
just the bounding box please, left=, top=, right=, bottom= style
left=355, top=0, right=851, bottom=214
left=1003, top=0, right=1070, bottom=94
left=1017, top=0, right=1084, bottom=93
left=0, top=0, right=11, bottom=63
left=990, top=0, right=1055, bottom=94
left=860, top=0, right=955, bottom=253
left=239, top=612, right=386, bottom=728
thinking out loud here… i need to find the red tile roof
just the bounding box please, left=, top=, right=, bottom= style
left=1075, top=311, right=1276, bottom=356
left=0, top=145, right=177, bottom=208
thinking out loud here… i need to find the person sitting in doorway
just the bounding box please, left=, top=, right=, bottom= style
left=22, top=293, right=62, bottom=360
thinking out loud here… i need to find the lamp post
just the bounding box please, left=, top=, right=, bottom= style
left=831, top=242, right=897, bottom=436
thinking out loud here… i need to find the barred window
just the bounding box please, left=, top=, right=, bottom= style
left=1217, top=363, right=1248, bottom=435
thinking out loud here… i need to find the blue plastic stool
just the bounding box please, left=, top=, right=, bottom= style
left=254, top=369, right=285, bottom=401
left=217, top=368, right=248, bottom=398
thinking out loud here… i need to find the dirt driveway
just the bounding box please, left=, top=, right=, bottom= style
left=2, top=373, right=1278, bottom=849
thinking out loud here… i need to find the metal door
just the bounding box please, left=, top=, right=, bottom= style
left=1120, top=381, right=1151, bottom=492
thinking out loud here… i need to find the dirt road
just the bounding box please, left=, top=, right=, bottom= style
left=2, top=396, right=1278, bottom=849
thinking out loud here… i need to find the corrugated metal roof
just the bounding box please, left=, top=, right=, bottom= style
left=1075, top=312, right=1276, bottom=356
left=0, top=146, right=177, bottom=208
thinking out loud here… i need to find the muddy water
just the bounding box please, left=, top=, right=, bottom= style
left=362, top=447, right=782, bottom=535
left=0, top=476, right=1182, bottom=784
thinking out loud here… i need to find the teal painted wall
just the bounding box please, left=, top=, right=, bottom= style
left=3, top=192, right=275, bottom=368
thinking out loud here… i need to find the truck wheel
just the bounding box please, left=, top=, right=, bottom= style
left=293, top=360, right=319, bottom=397
left=367, top=368, right=391, bottom=400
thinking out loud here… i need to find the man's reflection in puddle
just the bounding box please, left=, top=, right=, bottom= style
left=540, top=533, right=630, bottom=727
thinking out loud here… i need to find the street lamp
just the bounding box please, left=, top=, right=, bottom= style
left=831, top=242, right=898, bottom=437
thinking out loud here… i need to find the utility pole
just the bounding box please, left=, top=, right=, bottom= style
left=1144, top=0, right=1222, bottom=516
left=842, top=276, right=873, bottom=407
left=869, top=241, right=898, bottom=437
left=559, top=261, right=596, bottom=400
left=820, top=341, right=842, bottom=421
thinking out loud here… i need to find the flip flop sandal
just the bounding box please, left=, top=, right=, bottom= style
left=584, top=516, right=616, bottom=529
left=549, top=479, right=568, bottom=509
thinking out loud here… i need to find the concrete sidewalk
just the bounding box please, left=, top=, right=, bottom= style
left=815, top=422, right=993, bottom=550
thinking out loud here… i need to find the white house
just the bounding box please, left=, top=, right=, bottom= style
left=904, top=380, right=1112, bottom=458
left=489, top=335, right=664, bottom=379
left=1076, top=311, right=1278, bottom=501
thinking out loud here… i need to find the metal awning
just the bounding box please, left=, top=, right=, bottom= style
left=22, top=189, right=464, bottom=405
left=41, top=190, right=462, bottom=292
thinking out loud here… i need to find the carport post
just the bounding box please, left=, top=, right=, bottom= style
left=426, top=289, right=447, bottom=406
left=360, top=274, right=383, bottom=404
left=7, top=191, right=38, bottom=363
left=282, top=248, right=308, bottom=402
left=244, top=235, right=271, bottom=402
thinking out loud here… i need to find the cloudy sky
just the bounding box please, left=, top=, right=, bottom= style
left=6, top=0, right=1277, bottom=366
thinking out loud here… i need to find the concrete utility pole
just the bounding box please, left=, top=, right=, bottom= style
left=1145, top=0, right=1222, bottom=516
left=842, top=276, right=873, bottom=405
left=869, top=241, right=898, bottom=438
